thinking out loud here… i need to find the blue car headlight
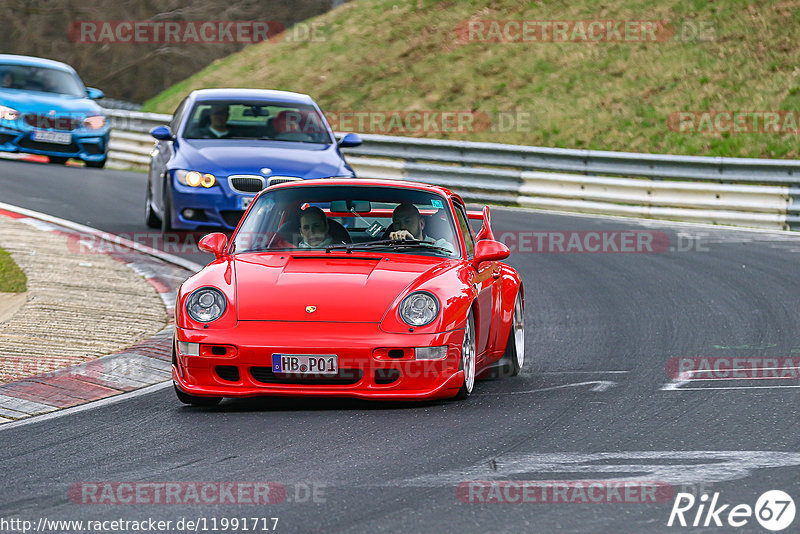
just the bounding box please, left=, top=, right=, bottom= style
left=83, top=115, right=106, bottom=130
left=0, top=105, right=19, bottom=121
left=176, top=169, right=216, bottom=188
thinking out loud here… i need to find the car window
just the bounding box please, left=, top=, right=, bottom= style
left=170, top=97, right=189, bottom=134
left=0, top=64, right=84, bottom=97
left=453, top=201, right=476, bottom=257
left=232, top=186, right=460, bottom=258
left=182, top=101, right=332, bottom=144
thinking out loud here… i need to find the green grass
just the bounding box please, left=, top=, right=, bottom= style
left=143, top=0, right=800, bottom=158
left=0, top=246, right=26, bottom=293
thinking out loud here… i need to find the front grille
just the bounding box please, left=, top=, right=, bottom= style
left=216, top=365, right=240, bottom=382
left=0, top=133, right=15, bottom=145
left=267, top=176, right=302, bottom=186
left=229, top=175, right=265, bottom=193
left=23, top=114, right=80, bottom=131
left=228, top=174, right=265, bottom=193
left=220, top=210, right=245, bottom=227
left=250, top=367, right=363, bottom=385
left=18, top=138, right=79, bottom=153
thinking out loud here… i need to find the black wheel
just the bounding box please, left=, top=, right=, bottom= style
left=161, top=182, right=173, bottom=233
left=488, top=292, right=525, bottom=378
left=48, top=156, right=68, bottom=164
left=173, top=383, right=222, bottom=407
left=85, top=158, right=106, bottom=168
left=454, top=310, right=476, bottom=400
left=145, top=181, right=161, bottom=229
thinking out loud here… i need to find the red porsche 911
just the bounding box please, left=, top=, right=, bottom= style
left=172, top=179, right=524, bottom=404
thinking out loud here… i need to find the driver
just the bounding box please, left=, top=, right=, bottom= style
left=389, top=202, right=454, bottom=253
left=298, top=206, right=334, bottom=248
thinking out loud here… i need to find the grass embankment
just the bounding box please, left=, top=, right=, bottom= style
left=0, top=247, right=26, bottom=293
left=143, top=0, right=800, bottom=158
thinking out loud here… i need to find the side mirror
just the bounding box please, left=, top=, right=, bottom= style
left=86, top=87, right=104, bottom=100
left=475, top=206, right=495, bottom=241
left=198, top=232, right=228, bottom=259
left=472, top=239, right=509, bottom=269
left=150, top=125, right=174, bottom=141
left=338, top=132, right=362, bottom=148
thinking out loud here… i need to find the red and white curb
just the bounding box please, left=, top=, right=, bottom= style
left=0, top=203, right=203, bottom=423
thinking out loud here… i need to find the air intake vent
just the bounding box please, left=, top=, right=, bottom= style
left=216, top=365, right=240, bottom=382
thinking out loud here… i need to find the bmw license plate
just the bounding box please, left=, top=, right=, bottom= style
left=272, top=354, right=338, bottom=375
left=240, top=196, right=254, bottom=210
left=33, top=130, right=72, bottom=144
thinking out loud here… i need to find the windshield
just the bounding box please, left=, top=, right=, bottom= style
left=182, top=100, right=333, bottom=144
left=0, top=64, right=85, bottom=96
left=232, top=185, right=460, bottom=258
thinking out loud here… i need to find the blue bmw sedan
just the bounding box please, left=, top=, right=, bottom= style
left=146, top=88, right=362, bottom=232
left=0, top=54, right=109, bottom=167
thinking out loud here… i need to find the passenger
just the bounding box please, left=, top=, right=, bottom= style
left=389, top=202, right=454, bottom=253
left=298, top=206, right=333, bottom=248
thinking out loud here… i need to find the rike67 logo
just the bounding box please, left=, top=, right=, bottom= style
left=668, top=490, right=795, bottom=531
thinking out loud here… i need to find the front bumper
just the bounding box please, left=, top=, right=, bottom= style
left=170, top=181, right=250, bottom=231
left=173, top=321, right=466, bottom=401
left=0, top=124, right=109, bottom=161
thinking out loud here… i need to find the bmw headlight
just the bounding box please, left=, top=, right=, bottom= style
left=83, top=115, right=106, bottom=129
left=399, top=291, right=439, bottom=327
left=186, top=287, right=227, bottom=323
left=176, top=169, right=216, bottom=188
left=0, top=105, right=19, bottom=120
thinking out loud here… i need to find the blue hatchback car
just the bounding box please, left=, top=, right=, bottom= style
left=0, top=54, right=109, bottom=167
left=146, top=88, right=362, bottom=232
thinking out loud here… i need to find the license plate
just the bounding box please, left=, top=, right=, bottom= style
left=33, top=130, right=72, bottom=144
left=240, top=196, right=254, bottom=210
left=272, top=354, right=338, bottom=375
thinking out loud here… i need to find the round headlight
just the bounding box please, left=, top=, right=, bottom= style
left=201, top=173, right=216, bottom=188
left=185, top=171, right=202, bottom=187
left=399, top=291, right=439, bottom=327
left=186, top=287, right=227, bottom=323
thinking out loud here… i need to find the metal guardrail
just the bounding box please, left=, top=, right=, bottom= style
left=104, top=109, right=800, bottom=231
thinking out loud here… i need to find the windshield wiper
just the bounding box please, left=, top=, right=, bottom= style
left=325, top=239, right=452, bottom=255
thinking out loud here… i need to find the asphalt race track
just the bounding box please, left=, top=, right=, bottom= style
left=1, top=158, right=799, bottom=533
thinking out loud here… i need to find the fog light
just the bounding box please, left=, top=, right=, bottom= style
left=177, top=341, right=199, bottom=356
left=182, top=209, right=196, bottom=219
left=414, top=346, right=447, bottom=360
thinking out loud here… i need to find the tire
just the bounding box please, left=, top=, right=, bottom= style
left=85, top=158, right=106, bottom=168
left=487, top=292, right=525, bottom=378
left=454, top=310, right=477, bottom=400
left=161, top=182, right=173, bottom=233
left=48, top=156, right=68, bottom=165
left=145, top=181, right=161, bottom=229
left=173, top=383, right=222, bottom=407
